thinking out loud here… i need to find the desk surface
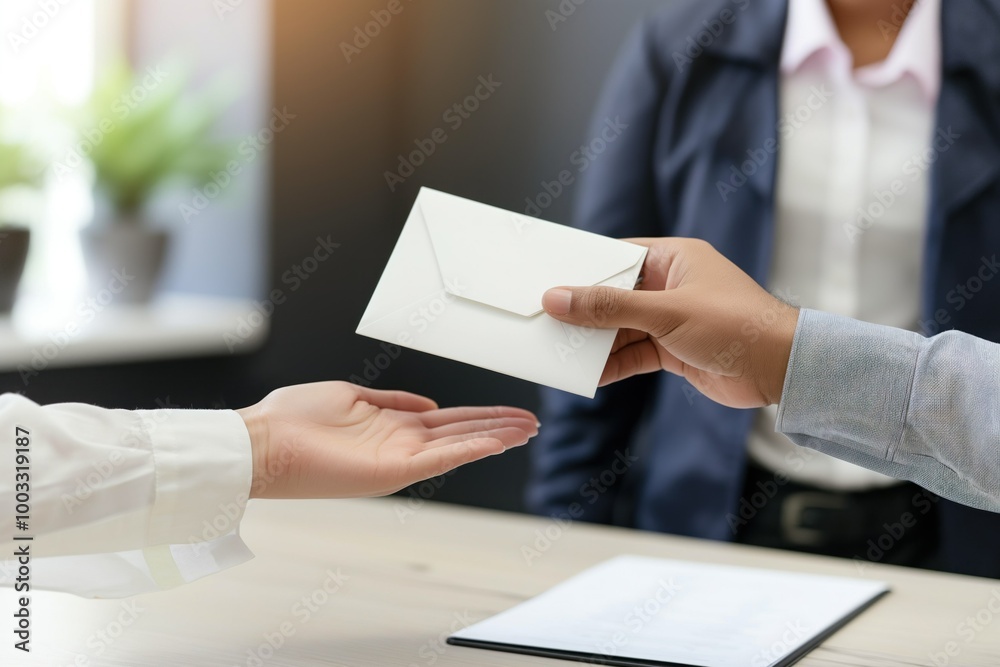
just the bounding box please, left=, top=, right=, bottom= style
left=3, top=498, right=999, bottom=666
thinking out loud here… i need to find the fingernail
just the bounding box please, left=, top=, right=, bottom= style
left=543, top=289, right=572, bottom=315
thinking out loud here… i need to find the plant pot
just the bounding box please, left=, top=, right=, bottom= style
left=0, top=226, right=30, bottom=314
left=80, top=224, right=170, bottom=305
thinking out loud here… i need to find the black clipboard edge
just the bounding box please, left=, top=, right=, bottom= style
left=446, top=637, right=692, bottom=667
left=772, top=588, right=890, bottom=667
left=446, top=588, right=890, bottom=667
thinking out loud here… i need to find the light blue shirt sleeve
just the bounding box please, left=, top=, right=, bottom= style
left=776, top=309, right=1000, bottom=513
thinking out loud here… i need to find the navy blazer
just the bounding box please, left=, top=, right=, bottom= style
left=527, top=0, right=1000, bottom=578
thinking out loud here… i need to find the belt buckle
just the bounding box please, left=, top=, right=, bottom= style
left=780, top=492, right=848, bottom=547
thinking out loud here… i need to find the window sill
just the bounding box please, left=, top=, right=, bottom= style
left=0, top=294, right=268, bottom=372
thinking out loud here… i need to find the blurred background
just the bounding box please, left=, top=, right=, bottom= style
left=0, top=0, right=663, bottom=512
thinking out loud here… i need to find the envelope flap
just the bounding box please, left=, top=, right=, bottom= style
left=418, top=188, right=646, bottom=317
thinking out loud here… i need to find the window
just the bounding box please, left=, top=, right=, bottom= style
left=0, top=1, right=270, bottom=368
left=1, top=0, right=125, bottom=307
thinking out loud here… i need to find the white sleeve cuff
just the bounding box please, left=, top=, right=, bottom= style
left=137, top=409, right=253, bottom=549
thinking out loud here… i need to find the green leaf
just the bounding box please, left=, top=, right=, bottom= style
left=79, top=59, right=238, bottom=217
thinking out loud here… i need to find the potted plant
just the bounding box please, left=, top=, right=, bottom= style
left=78, top=62, right=232, bottom=304
left=0, top=128, right=44, bottom=314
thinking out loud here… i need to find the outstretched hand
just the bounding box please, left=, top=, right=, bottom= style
left=542, top=238, right=799, bottom=409
left=238, top=382, right=538, bottom=499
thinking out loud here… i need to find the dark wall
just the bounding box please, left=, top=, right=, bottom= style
left=0, top=0, right=664, bottom=513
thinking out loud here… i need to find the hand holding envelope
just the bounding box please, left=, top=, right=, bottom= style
left=357, top=188, right=647, bottom=398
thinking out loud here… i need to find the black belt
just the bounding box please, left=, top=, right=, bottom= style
left=734, top=461, right=940, bottom=567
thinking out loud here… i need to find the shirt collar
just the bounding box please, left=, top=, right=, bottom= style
left=780, top=0, right=845, bottom=75
left=780, top=0, right=941, bottom=104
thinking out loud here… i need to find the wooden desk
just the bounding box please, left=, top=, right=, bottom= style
left=3, top=498, right=999, bottom=666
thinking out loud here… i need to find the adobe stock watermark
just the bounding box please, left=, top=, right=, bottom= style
left=521, top=449, right=638, bottom=565
left=920, top=253, right=1000, bottom=336
left=545, top=0, right=588, bottom=32
left=717, top=85, right=834, bottom=202
left=339, top=0, right=416, bottom=63
left=852, top=489, right=939, bottom=574
left=724, top=446, right=818, bottom=535
left=189, top=439, right=307, bottom=558
left=179, top=107, right=297, bottom=223
left=51, top=66, right=171, bottom=182
left=552, top=271, right=643, bottom=365
left=349, top=277, right=466, bottom=386
left=406, top=611, right=476, bottom=667
left=223, top=235, right=340, bottom=352
left=393, top=470, right=457, bottom=524
left=60, top=398, right=181, bottom=514
left=393, top=406, right=518, bottom=523
left=523, top=116, right=628, bottom=218
left=384, top=75, right=502, bottom=192
left=928, top=588, right=1000, bottom=667
left=845, top=126, right=960, bottom=242
left=594, top=578, right=681, bottom=660
left=7, top=0, right=71, bottom=54
left=751, top=620, right=810, bottom=667
left=212, top=0, right=242, bottom=21
left=672, top=0, right=752, bottom=73
left=680, top=286, right=799, bottom=407
left=236, top=568, right=351, bottom=667
left=61, top=600, right=145, bottom=667
left=877, top=1, right=921, bottom=40
left=18, top=268, right=134, bottom=386
left=694, top=285, right=799, bottom=377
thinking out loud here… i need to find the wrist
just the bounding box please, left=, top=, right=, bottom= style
left=237, top=403, right=269, bottom=499
left=763, top=305, right=800, bottom=406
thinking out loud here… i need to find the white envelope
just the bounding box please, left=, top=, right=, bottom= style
left=356, top=188, right=647, bottom=398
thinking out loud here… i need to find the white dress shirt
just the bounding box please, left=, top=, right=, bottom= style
left=747, top=0, right=942, bottom=490
left=0, top=394, right=254, bottom=598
